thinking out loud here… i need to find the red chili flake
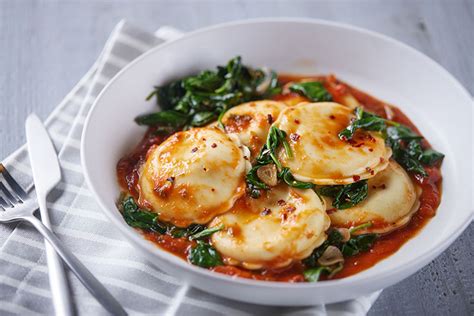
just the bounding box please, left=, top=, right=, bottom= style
left=370, top=170, right=375, bottom=175
left=294, top=119, right=301, bottom=124
left=267, top=114, right=274, bottom=124
left=380, top=157, right=385, bottom=163
left=369, top=148, right=374, bottom=152
left=202, top=137, right=207, bottom=141
left=380, top=184, right=386, bottom=189
left=277, top=199, right=286, bottom=206
left=372, top=185, right=377, bottom=189
left=340, top=135, right=348, bottom=142
left=203, top=167, right=207, bottom=171
left=281, top=213, right=288, bottom=221
left=191, top=147, right=198, bottom=153
left=211, top=143, right=217, bottom=148
left=211, top=188, right=215, bottom=192
left=243, top=156, right=249, bottom=160
left=261, top=208, right=272, bottom=216
left=329, top=115, right=336, bottom=120
left=352, top=175, right=361, bottom=181
left=290, top=133, right=301, bottom=142
left=285, top=205, right=296, bottom=213
left=326, top=208, right=337, bottom=214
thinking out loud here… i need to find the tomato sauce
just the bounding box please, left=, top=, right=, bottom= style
left=116, top=74, right=442, bottom=282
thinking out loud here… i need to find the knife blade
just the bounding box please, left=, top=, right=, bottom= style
left=26, top=113, right=74, bottom=316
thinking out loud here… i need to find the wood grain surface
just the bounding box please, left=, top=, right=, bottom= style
left=0, top=0, right=472, bottom=315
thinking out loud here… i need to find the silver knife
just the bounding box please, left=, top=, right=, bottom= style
left=26, top=114, right=74, bottom=316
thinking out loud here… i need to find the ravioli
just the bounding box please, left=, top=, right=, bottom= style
left=221, top=100, right=287, bottom=159
left=274, top=102, right=392, bottom=185
left=328, top=161, right=421, bottom=234
left=138, top=127, right=249, bottom=227
left=210, top=184, right=330, bottom=270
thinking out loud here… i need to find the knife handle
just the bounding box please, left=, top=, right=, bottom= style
left=37, top=196, right=75, bottom=316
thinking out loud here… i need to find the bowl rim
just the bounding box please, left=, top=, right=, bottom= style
left=81, top=17, right=474, bottom=289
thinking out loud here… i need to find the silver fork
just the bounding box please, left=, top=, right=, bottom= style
left=0, top=164, right=127, bottom=316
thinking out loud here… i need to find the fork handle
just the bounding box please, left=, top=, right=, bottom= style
left=26, top=215, right=127, bottom=316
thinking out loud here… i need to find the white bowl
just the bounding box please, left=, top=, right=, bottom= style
left=81, top=18, right=474, bottom=306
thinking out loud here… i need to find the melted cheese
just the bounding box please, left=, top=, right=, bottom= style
left=210, top=184, right=330, bottom=269
left=221, top=100, right=287, bottom=159
left=138, top=127, right=249, bottom=227
left=274, top=102, right=392, bottom=185
left=328, top=160, right=421, bottom=234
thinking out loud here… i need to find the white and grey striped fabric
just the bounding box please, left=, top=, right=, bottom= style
left=0, top=21, right=381, bottom=316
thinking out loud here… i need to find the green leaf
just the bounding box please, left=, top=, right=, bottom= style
left=338, top=108, right=386, bottom=140
left=190, top=111, right=217, bottom=126
left=188, top=241, right=223, bottom=268
left=279, top=168, right=314, bottom=189
left=420, top=149, right=445, bottom=165
left=121, top=197, right=167, bottom=234
left=141, top=56, right=280, bottom=128
left=391, top=140, right=428, bottom=177
left=245, top=164, right=269, bottom=198
left=386, top=125, right=423, bottom=141
left=189, top=225, right=224, bottom=240
left=289, top=82, right=332, bottom=102
left=120, top=196, right=214, bottom=239
left=168, top=224, right=206, bottom=238
left=341, top=234, right=377, bottom=256
left=349, top=222, right=373, bottom=234
left=146, top=81, right=186, bottom=110
left=303, top=266, right=332, bottom=282
left=333, top=180, right=368, bottom=209
left=338, top=108, right=443, bottom=178
left=245, top=126, right=313, bottom=196
left=135, top=110, right=189, bottom=127
left=319, top=181, right=368, bottom=209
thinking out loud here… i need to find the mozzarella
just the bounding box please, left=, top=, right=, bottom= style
left=138, top=127, right=249, bottom=227
left=274, top=102, right=392, bottom=185
left=221, top=100, right=287, bottom=159
left=328, top=160, right=421, bottom=234
left=210, top=184, right=330, bottom=269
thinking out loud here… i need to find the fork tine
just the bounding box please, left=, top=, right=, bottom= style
left=0, top=182, right=19, bottom=205
left=0, top=163, right=28, bottom=200
left=0, top=196, right=11, bottom=208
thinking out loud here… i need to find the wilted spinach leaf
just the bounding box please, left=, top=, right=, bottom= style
left=338, top=107, right=387, bottom=140
left=289, top=81, right=333, bottom=102
left=120, top=196, right=221, bottom=240
left=121, top=196, right=167, bottom=234
left=245, top=126, right=313, bottom=197
left=338, top=107, right=444, bottom=177
left=419, top=149, right=445, bottom=165
left=188, top=241, right=223, bottom=268
left=189, top=225, right=224, bottom=240
left=318, top=181, right=368, bottom=209
left=303, top=266, right=332, bottom=282
left=279, top=167, right=315, bottom=189
left=140, top=56, right=281, bottom=130
left=341, top=234, right=377, bottom=256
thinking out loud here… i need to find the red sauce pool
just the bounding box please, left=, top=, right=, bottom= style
left=116, top=74, right=442, bottom=282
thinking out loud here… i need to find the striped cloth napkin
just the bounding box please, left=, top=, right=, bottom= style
left=0, top=21, right=381, bottom=316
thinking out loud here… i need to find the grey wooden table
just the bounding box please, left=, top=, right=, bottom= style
left=1, top=0, right=472, bottom=315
